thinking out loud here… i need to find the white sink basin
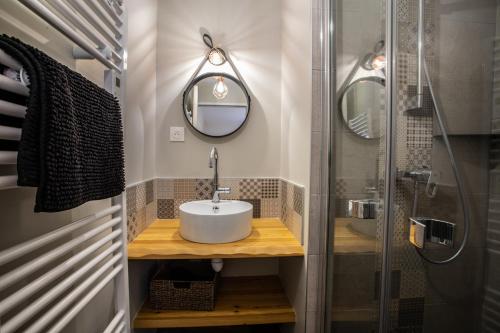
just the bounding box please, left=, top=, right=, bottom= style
left=179, top=200, right=253, bottom=244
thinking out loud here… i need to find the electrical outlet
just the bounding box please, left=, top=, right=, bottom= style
left=170, top=127, right=185, bottom=142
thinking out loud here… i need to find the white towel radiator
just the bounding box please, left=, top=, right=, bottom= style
left=0, top=0, right=129, bottom=332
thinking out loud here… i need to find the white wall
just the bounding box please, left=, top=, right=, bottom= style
left=155, top=0, right=282, bottom=178
left=280, top=1, right=312, bottom=185
left=124, top=0, right=158, bottom=185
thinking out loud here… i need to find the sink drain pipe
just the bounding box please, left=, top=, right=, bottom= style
left=211, top=258, right=224, bottom=272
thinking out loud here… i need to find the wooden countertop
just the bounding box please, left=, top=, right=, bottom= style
left=127, top=218, right=304, bottom=259
left=134, top=276, right=295, bottom=328
left=334, top=218, right=377, bottom=254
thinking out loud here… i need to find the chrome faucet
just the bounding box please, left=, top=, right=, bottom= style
left=209, top=147, right=219, bottom=190
left=209, top=147, right=231, bottom=203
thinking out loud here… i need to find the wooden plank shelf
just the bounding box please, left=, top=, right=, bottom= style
left=134, top=276, right=295, bottom=329
left=127, top=218, right=304, bottom=260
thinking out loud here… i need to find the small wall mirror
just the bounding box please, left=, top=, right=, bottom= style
left=183, top=73, right=251, bottom=137
left=339, top=77, right=385, bottom=139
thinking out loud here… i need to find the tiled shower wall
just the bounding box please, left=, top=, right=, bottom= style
left=381, top=1, right=437, bottom=330
left=334, top=0, right=492, bottom=331
left=126, top=178, right=305, bottom=244
left=384, top=0, right=492, bottom=331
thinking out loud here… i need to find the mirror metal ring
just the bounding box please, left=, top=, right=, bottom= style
left=183, top=72, right=251, bottom=138
left=338, top=76, right=385, bottom=140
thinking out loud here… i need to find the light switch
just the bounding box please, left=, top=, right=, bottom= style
left=170, top=127, right=185, bottom=142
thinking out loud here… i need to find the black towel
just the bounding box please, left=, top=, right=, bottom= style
left=0, top=35, right=125, bottom=212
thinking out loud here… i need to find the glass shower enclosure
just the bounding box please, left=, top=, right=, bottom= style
left=327, top=0, right=499, bottom=332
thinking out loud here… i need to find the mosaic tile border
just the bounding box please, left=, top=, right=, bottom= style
left=126, top=179, right=156, bottom=243
left=126, top=178, right=305, bottom=244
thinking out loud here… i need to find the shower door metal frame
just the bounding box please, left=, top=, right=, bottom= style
left=323, top=0, right=398, bottom=331
left=378, top=0, right=398, bottom=331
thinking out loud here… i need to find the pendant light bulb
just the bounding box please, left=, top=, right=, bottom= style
left=213, top=76, right=228, bottom=100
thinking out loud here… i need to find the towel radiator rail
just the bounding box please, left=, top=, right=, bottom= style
left=0, top=0, right=130, bottom=332
left=85, top=0, right=123, bottom=38
left=0, top=205, right=127, bottom=333
left=18, top=0, right=123, bottom=72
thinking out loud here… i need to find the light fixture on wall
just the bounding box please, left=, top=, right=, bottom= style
left=361, top=40, right=386, bottom=71
left=208, top=48, right=226, bottom=66
left=182, top=32, right=251, bottom=106
left=369, top=55, right=386, bottom=70
left=203, top=34, right=227, bottom=66
left=213, top=76, right=228, bottom=99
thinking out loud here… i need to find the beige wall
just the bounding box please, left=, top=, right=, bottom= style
left=124, top=0, right=158, bottom=185
left=280, top=0, right=312, bottom=240
left=279, top=1, right=312, bottom=332
left=155, top=0, right=282, bottom=179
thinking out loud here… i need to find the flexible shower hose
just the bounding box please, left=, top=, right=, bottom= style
left=415, top=61, right=470, bottom=264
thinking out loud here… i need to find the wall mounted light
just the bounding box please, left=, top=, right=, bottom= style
left=369, top=55, right=386, bottom=70
left=182, top=32, right=251, bottom=102
left=361, top=40, right=386, bottom=71
left=203, top=34, right=227, bottom=66
left=208, top=48, right=226, bottom=66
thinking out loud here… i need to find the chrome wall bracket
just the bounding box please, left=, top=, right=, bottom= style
left=409, top=217, right=455, bottom=249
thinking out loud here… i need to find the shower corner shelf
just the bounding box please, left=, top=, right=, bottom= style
left=133, top=275, right=295, bottom=329
left=127, top=218, right=304, bottom=259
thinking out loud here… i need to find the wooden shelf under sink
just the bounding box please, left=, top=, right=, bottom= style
left=334, top=218, right=377, bottom=254
left=133, top=276, right=295, bottom=328
left=332, top=304, right=378, bottom=322
left=127, top=218, right=304, bottom=260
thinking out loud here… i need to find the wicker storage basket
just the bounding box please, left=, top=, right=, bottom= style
left=150, top=261, right=218, bottom=311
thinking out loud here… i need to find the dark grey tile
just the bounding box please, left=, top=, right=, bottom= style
left=423, top=246, right=484, bottom=306
left=332, top=253, right=377, bottom=307
left=398, top=297, right=424, bottom=329
left=241, top=199, right=261, bottom=218
left=146, top=180, right=154, bottom=204
left=423, top=302, right=477, bottom=333
left=374, top=270, right=401, bottom=300
left=158, top=199, right=174, bottom=219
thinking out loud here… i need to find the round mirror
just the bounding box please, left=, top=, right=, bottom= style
left=183, top=73, right=251, bottom=137
left=339, top=77, right=385, bottom=139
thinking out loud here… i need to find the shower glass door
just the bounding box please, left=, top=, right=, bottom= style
left=387, top=0, right=497, bottom=331
left=330, top=0, right=388, bottom=331
left=328, top=0, right=499, bottom=332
